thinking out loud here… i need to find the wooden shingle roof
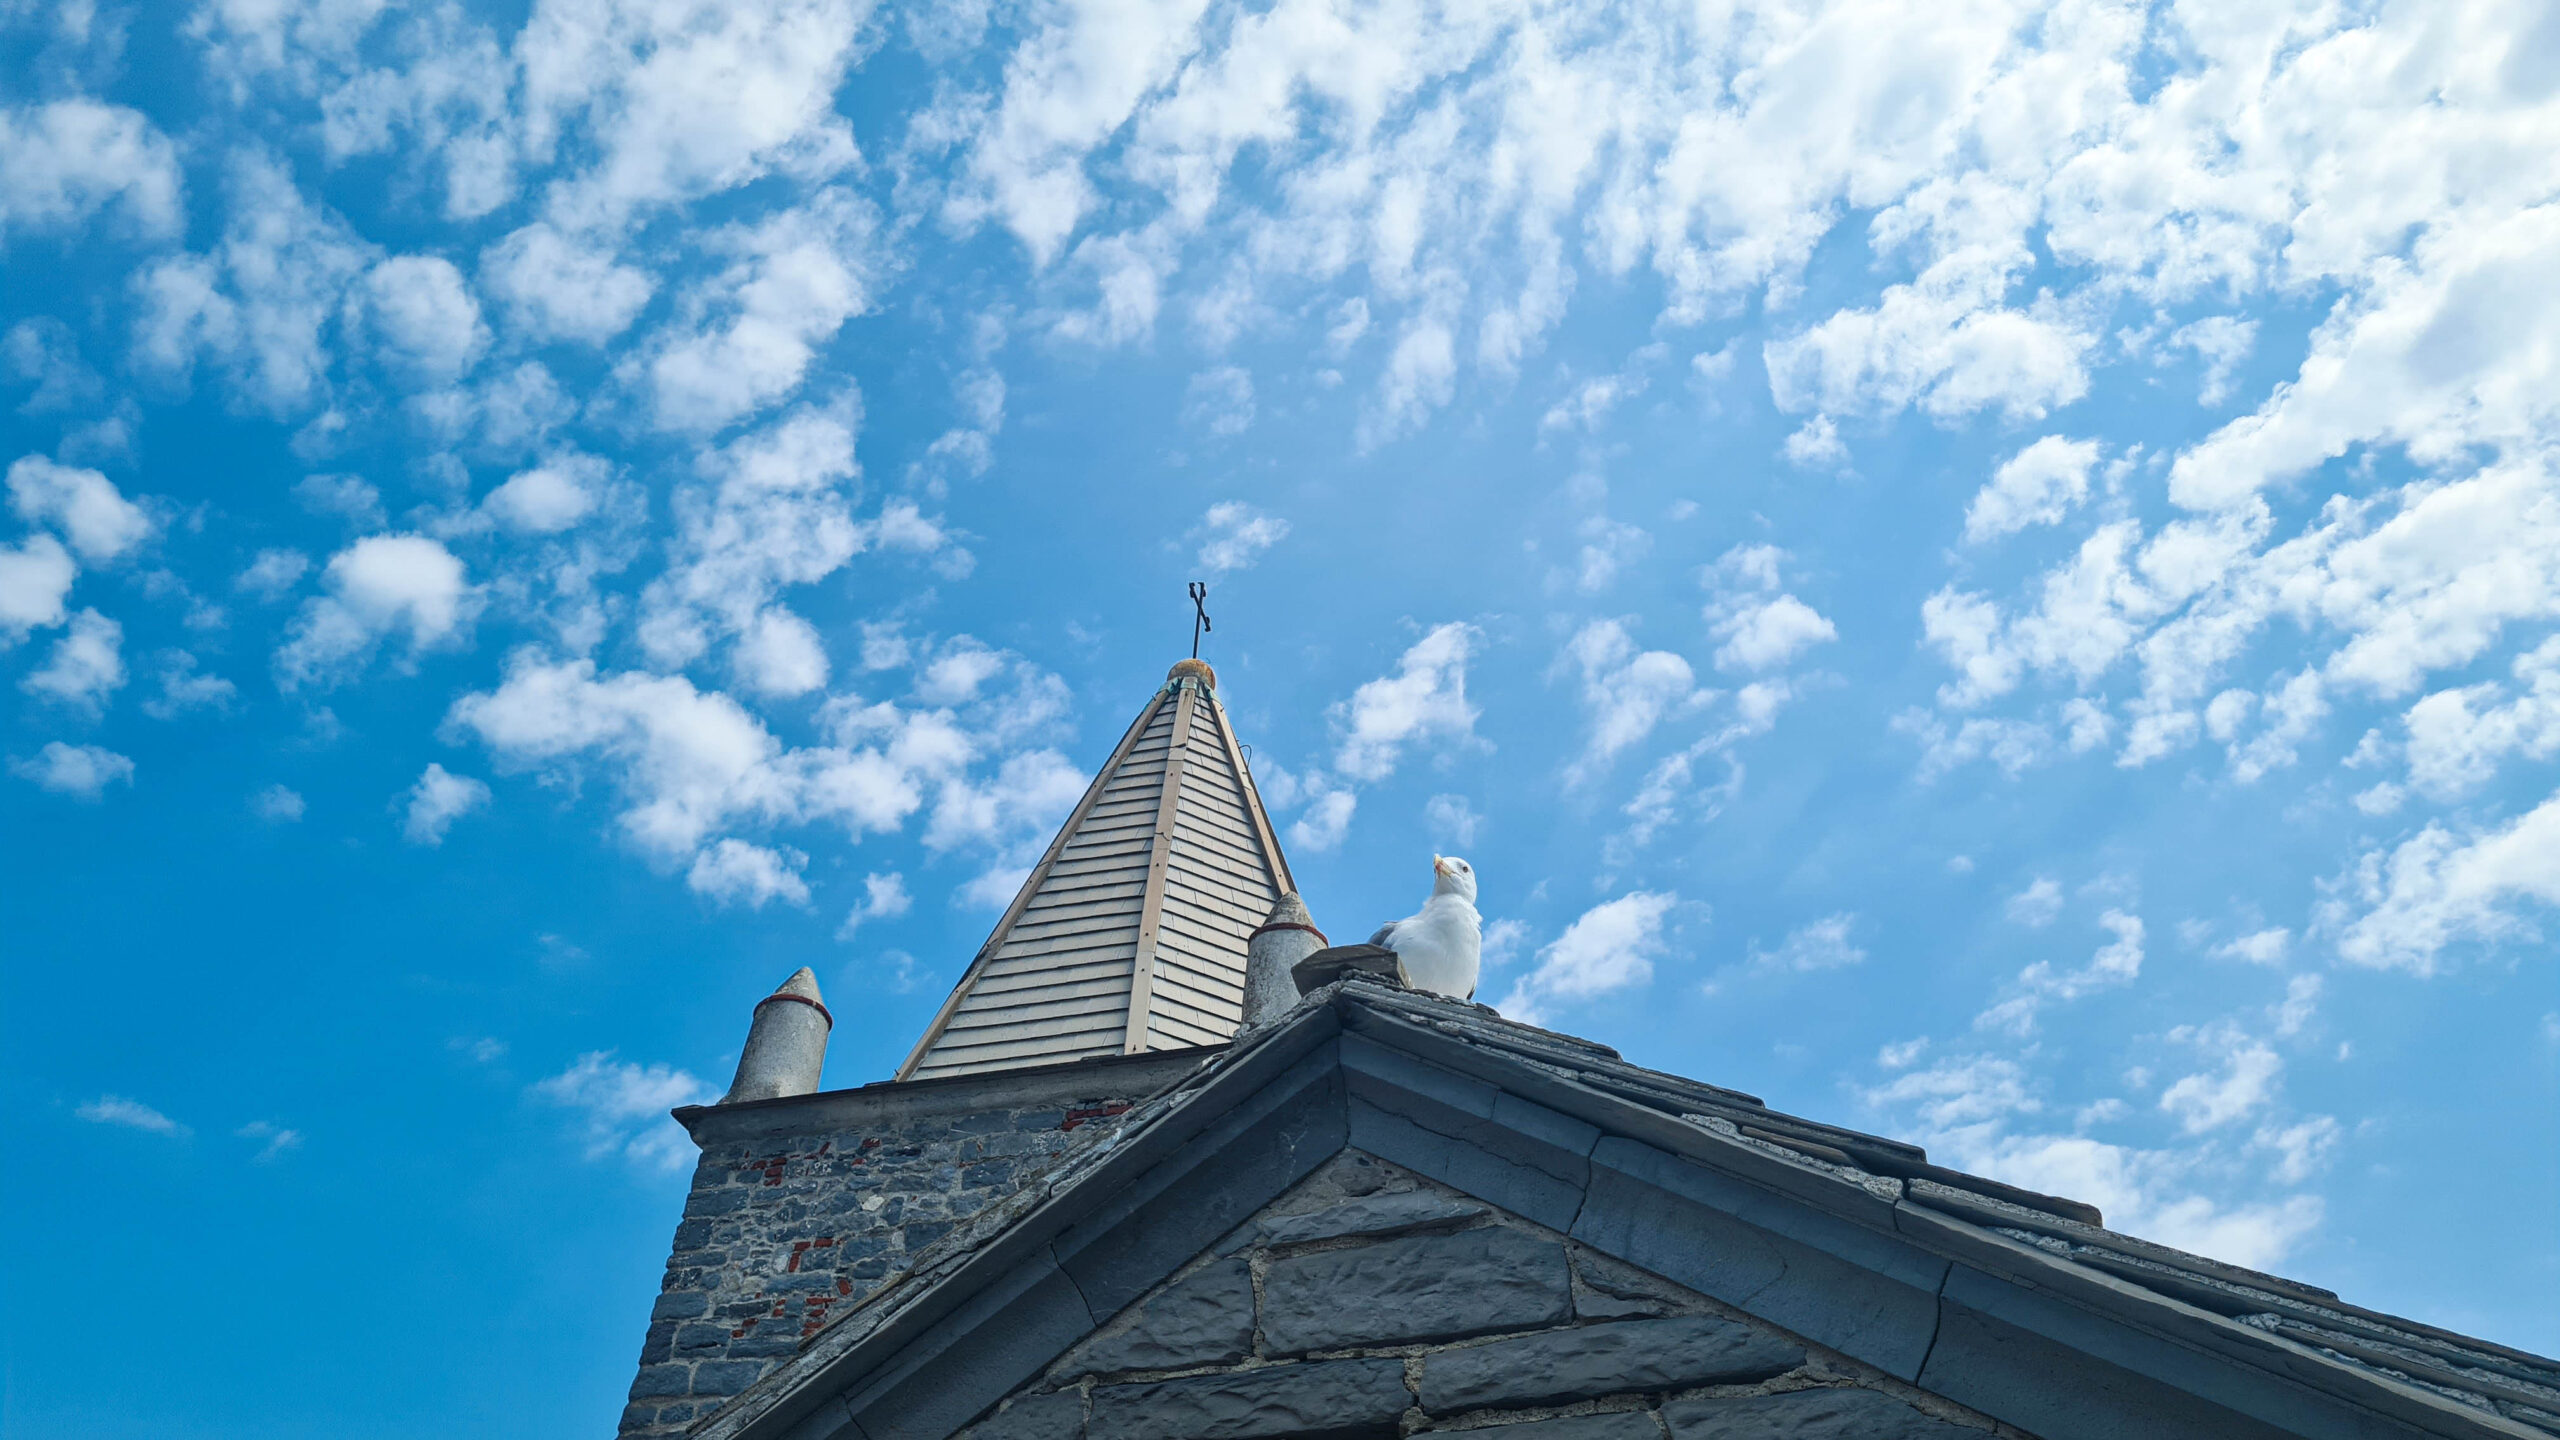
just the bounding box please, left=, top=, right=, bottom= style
left=895, top=659, right=1297, bottom=1081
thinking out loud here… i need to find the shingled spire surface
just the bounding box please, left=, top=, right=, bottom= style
left=896, top=659, right=1296, bottom=1081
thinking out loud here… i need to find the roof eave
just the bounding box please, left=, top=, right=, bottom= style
left=692, top=981, right=2550, bottom=1440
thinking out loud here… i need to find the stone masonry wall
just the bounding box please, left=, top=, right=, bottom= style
left=621, top=1054, right=1207, bottom=1439
left=963, top=1152, right=2044, bottom=1440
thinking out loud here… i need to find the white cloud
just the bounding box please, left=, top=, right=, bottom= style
left=482, top=452, right=609, bottom=535
left=2272, top=973, right=2322, bottom=1039
left=11, top=740, right=133, bottom=798
left=1499, top=891, right=1676, bottom=1026
left=634, top=192, right=878, bottom=432
left=236, top=1120, right=305, bottom=1162
left=252, top=784, right=307, bottom=822
left=402, top=761, right=491, bottom=845
left=1423, top=793, right=1480, bottom=848
left=235, top=547, right=310, bottom=598
left=687, top=837, right=811, bottom=908
left=2169, top=205, right=2560, bottom=514
left=294, top=473, right=385, bottom=530
left=2255, top=1116, right=2340, bottom=1186
left=128, top=149, right=371, bottom=417
left=480, top=224, right=655, bottom=345
left=20, top=608, right=124, bottom=714
left=0, top=100, right=182, bottom=241
left=76, top=1094, right=187, bottom=1136
left=2171, top=316, right=2257, bottom=408
left=940, top=0, right=1211, bottom=266
left=1332, top=622, right=1481, bottom=783
left=450, top=654, right=816, bottom=858
left=1191, top=501, right=1289, bottom=576
left=1747, top=913, right=1865, bottom=972
left=1569, top=515, right=1650, bottom=595
left=1183, top=365, right=1255, bottom=437
left=925, top=748, right=1088, bottom=906
left=2328, top=792, right=2560, bottom=974
left=637, top=403, right=950, bottom=675
left=1561, top=618, right=1700, bottom=784
left=1865, top=1054, right=2323, bottom=1271
left=1781, top=414, right=1847, bottom=470
left=0, top=533, right=76, bottom=643
left=1896, top=709, right=2054, bottom=782
left=1964, top=436, right=2098, bottom=543
left=1286, top=781, right=1357, bottom=854
left=2214, top=927, right=2290, bottom=966
left=1712, top=595, right=1836, bottom=673
left=2400, top=637, right=2560, bottom=801
left=362, top=254, right=487, bottom=386
left=2159, top=1038, right=2284, bottom=1134
left=520, top=0, right=869, bottom=228
left=1766, top=254, right=2093, bottom=424
left=448, top=646, right=1072, bottom=892
left=532, top=1051, right=715, bottom=1170
left=1703, top=545, right=1835, bottom=673
left=2005, top=877, right=2064, bottom=927
left=837, top=870, right=911, bottom=939
left=275, top=534, right=478, bottom=689
left=7, top=455, right=150, bottom=564
left=1975, top=908, right=2143, bottom=1036
left=733, top=608, right=831, bottom=699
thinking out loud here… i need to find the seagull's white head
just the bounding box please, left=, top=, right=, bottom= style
left=1431, top=853, right=1478, bottom=903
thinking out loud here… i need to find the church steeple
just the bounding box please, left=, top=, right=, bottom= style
left=894, top=658, right=1298, bottom=1081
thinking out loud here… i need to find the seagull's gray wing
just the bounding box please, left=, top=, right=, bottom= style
left=1368, top=920, right=1400, bottom=948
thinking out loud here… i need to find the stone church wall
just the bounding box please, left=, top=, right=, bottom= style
left=621, top=1051, right=1210, bottom=1438
left=964, top=1153, right=2040, bottom=1440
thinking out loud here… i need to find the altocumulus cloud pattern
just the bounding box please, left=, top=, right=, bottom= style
left=2, top=1, right=2557, bottom=1434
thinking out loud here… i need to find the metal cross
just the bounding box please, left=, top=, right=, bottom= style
left=1188, top=581, right=1212, bottom=659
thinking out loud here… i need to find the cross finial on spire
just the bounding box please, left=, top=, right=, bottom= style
left=1188, top=581, right=1212, bottom=659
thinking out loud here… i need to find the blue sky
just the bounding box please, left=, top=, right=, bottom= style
left=5, top=0, right=2558, bottom=1433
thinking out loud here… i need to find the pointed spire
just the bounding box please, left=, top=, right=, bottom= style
left=895, top=660, right=1297, bottom=1081
left=723, top=967, right=833, bottom=1103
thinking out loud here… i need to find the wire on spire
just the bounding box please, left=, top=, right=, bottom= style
left=1188, top=581, right=1212, bottom=659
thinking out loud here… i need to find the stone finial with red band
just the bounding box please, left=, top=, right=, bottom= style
left=1243, top=891, right=1327, bottom=1028
left=722, top=966, right=833, bottom=1104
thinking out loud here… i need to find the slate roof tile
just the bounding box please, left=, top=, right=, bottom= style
left=688, top=975, right=2559, bottom=1440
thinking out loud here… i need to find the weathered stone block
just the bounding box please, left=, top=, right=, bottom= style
left=651, top=1290, right=710, bottom=1321
left=1661, top=1387, right=1979, bottom=1439
left=971, top=1388, right=1086, bottom=1440
left=1090, top=1357, right=1411, bottom=1440
left=1261, top=1225, right=1572, bottom=1354
left=687, top=1187, right=753, bottom=1217
left=1420, top=1317, right=1805, bottom=1413
left=631, top=1363, right=691, bottom=1398
left=1065, top=1257, right=1255, bottom=1377
left=1256, top=1190, right=1487, bottom=1247
left=673, top=1322, right=731, bottom=1355
left=1422, top=1411, right=1661, bottom=1440
left=690, top=1359, right=767, bottom=1397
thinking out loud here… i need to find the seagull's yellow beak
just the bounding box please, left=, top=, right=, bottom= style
left=1432, top=854, right=1449, bottom=876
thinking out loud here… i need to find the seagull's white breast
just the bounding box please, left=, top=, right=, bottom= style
left=1379, top=894, right=1482, bottom=999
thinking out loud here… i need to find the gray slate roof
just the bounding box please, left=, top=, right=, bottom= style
left=898, top=660, right=1296, bottom=1081
left=696, top=977, right=2560, bottom=1440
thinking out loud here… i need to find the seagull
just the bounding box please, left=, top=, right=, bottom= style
left=1369, top=855, right=1482, bottom=999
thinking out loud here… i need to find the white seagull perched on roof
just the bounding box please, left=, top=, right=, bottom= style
left=1369, top=855, right=1482, bottom=1000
